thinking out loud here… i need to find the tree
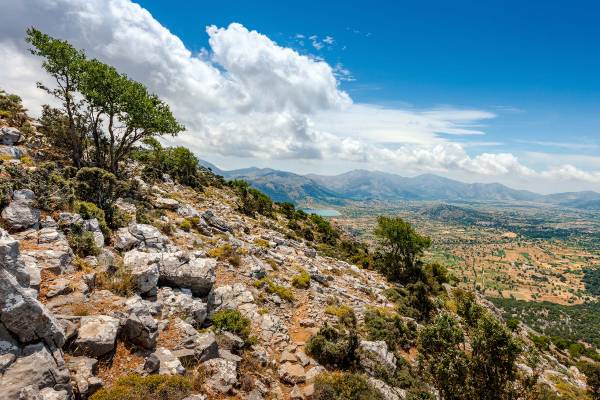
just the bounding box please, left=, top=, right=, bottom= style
left=26, top=27, right=86, bottom=167
left=27, top=28, right=185, bottom=173
left=78, top=58, right=184, bottom=173
left=374, top=216, right=431, bottom=282
left=418, top=313, right=470, bottom=400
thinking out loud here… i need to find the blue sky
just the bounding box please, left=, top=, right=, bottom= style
left=1, top=0, right=600, bottom=192
left=138, top=0, right=600, bottom=156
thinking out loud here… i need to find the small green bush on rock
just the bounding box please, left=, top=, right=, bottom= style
left=306, top=324, right=359, bottom=369
left=292, top=269, right=311, bottom=289
left=89, top=374, right=192, bottom=400
left=314, top=372, right=384, bottom=400
left=211, top=309, right=251, bottom=339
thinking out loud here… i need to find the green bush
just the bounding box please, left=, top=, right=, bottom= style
left=74, top=167, right=125, bottom=226
left=0, top=162, right=74, bottom=211
left=306, top=324, right=359, bottom=369
left=74, top=200, right=110, bottom=238
left=314, top=372, right=384, bottom=400
left=363, top=308, right=416, bottom=351
left=89, top=374, right=192, bottom=400
left=254, top=277, right=294, bottom=302
left=68, top=230, right=100, bottom=257
left=292, top=269, right=311, bottom=289
left=531, top=335, right=552, bottom=351
left=230, top=179, right=273, bottom=218
left=179, top=219, right=192, bottom=232
left=211, top=309, right=251, bottom=339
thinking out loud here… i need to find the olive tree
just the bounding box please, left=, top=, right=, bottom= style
left=27, top=28, right=184, bottom=173
left=374, top=216, right=431, bottom=282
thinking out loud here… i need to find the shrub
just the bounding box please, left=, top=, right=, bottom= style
left=292, top=269, right=311, bottom=289
left=306, top=324, right=359, bottom=369
left=313, top=372, right=384, bottom=400
left=506, top=318, right=520, bottom=331
left=325, top=304, right=357, bottom=328
left=74, top=200, right=110, bottom=238
left=363, top=308, right=416, bottom=351
left=90, top=374, right=192, bottom=400
left=230, top=179, right=273, bottom=218
left=179, top=219, right=192, bottom=232
left=1, top=162, right=74, bottom=211
left=68, top=230, right=100, bottom=257
left=254, top=277, right=294, bottom=302
left=211, top=309, right=251, bottom=339
left=74, top=167, right=125, bottom=226
left=254, top=238, right=270, bottom=248
left=531, top=335, right=552, bottom=351
left=96, top=261, right=136, bottom=297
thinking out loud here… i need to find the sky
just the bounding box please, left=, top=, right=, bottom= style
left=1, top=0, right=600, bottom=193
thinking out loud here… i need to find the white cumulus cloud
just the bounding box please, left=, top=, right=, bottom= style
left=0, top=0, right=599, bottom=192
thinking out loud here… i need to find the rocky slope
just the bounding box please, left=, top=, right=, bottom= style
left=0, top=125, right=592, bottom=399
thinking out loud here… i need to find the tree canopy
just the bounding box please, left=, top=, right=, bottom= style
left=26, top=27, right=184, bottom=173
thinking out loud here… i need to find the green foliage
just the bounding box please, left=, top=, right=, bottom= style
left=292, top=269, right=311, bottom=289
left=363, top=308, right=416, bottom=351
left=68, top=230, right=100, bottom=257
left=489, top=297, right=600, bottom=349
left=0, top=162, right=74, bottom=211
left=306, top=324, right=360, bottom=369
left=324, top=304, right=357, bottom=328
left=96, top=260, right=136, bottom=297
left=253, top=277, right=294, bottom=302
left=230, top=180, right=273, bottom=218
left=314, top=372, right=384, bottom=400
left=89, top=374, right=192, bottom=400
left=310, top=213, right=339, bottom=245
left=531, top=335, right=552, bottom=351
left=27, top=28, right=184, bottom=172
left=74, top=200, right=110, bottom=238
left=418, top=296, right=523, bottom=400
left=374, top=216, right=431, bottom=283
left=578, top=361, right=600, bottom=399
left=0, top=89, right=30, bottom=128
left=134, top=138, right=204, bottom=189
left=583, top=266, right=600, bottom=296
left=179, top=219, right=192, bottom=232
left=211, top=309, right=251, bottom=339
left=74, top=167, right=124, bottom=226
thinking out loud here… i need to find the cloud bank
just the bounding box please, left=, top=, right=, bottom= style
left=0, top=0, right=599, bottom=192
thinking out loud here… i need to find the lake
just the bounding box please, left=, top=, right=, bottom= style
left=302, top=208, right=341, bottom=217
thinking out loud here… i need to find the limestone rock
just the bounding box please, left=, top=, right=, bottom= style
left=0, top=127, right=21, bottom=145
left=202, top=210, right=231, bottom=232
left=0, top=343, right=72, bottom=400
left=74, top=315, right=119, bottom=357
left=158, top=252, right=216, bottom=297
left=201, top=357, right=238, bottom=393
left=0, top=228, right=30, bottom=287
left=83, top=218, right=104, bottom=248
left=173, top=319, right=219, bottom=362
left=157, top=287, right=207, bottom=325
left=1, top=189, right=40, bottom=231
left=278, top=362, right=306, bottom=384
left=357, top=340, right=397, bottom=376
left=144, top=347, right=185, bottom=375
left=0, top=269, right=65, bottom=347
left=123, top=312, right=158, bottom=349
left=367, top=377, right=406, bottom=400
left=208, top=283, right=254, bottom=316
left=66, top=356, right=103, bottom=398
left=153, top=197, right=179, bottom=210
left=123, top=250, right=160, bottom=294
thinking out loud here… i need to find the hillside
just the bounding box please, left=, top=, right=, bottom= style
left=1, top=27, right=597, bottom=400
left=0, top=92, right=596, bottom=400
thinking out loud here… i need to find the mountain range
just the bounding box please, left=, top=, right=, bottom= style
left=200, top=161, right=600, bottom=208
